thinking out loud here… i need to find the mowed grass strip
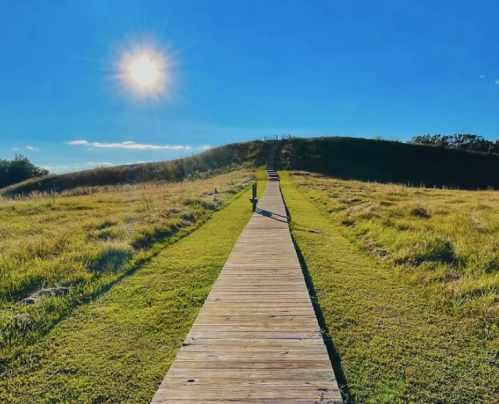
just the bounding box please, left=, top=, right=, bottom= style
left=280, top=172, right=499, bottom=404
left=1, top=179, right=266, bottom=403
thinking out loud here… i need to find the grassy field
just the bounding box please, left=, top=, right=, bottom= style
left=281, top=172, right=499, bottom=403
left=0, top=170, right=255, bottom=368
left=4, top=135, right=499, bottom=403
left=288, top=171, right=499, bottom=325
left=1, top=177, right=266, bottom=403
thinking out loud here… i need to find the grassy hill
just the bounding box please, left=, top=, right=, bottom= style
left=1, top=140, right=272, bottom=197
left=5, top=136, right=499, bottom=197
left=280, top=136, right=499, bottom=189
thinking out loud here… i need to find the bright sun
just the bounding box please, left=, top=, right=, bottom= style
left=130, top=57, right=158, bottom=85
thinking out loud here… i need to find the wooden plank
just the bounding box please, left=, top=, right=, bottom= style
left=154, top=388, right=341, bottom=401
left=198, top=309, right=315, bottom=315
left=182, top=339, right=327, bottom=347
left=165, top=368, right=336, bottom=379
left=152, top=401, right=337, bottom=404
left=185, top=332, right=323, bottom=340
left=194, top=315, right=318, bottom=322
left=150, top=181, right=342, bottom=404
left=174, top=352, right=329, bottom=361
left=179, top=346, right=328, bottom=354
left=169, top=361, right=333, bottom=370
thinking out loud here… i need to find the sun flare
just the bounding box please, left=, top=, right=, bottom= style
left=116, top=39, right=173, bottom=101
left=130, top=57, right=158, bottom=85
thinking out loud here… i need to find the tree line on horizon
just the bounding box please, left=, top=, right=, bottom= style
left=0, top=154, right=49, bottom=189
left=408, top=133, right=499, bottom=154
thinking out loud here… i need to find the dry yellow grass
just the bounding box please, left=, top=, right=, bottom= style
left=0, top=169, right=254, bottom=352
left=291, top=171, right=499, bottom=325
left=281, top=171, right=499, bottom=403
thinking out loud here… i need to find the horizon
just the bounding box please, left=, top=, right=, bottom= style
left=1, top=0, right=498, bottom=173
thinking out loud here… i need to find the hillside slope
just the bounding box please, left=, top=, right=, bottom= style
left=280, top=137, right=499, bottom=189
left=2, top=140, right=272, bottom=196
left=6, top=136, right=499, bottom=196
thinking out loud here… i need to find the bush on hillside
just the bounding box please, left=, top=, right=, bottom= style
left=0, top=155, right=49, bottom=189
left=409, top=134, right=499, bottom=154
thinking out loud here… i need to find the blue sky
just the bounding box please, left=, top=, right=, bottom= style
left=0, top=0, right=498, bottom=172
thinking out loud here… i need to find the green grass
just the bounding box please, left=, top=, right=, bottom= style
left=288, top=171, right=499, bottom=324
left=281, top=171, right=499, bottom=403
left=0, top=170, right=254, bottom=371
left=1, top=174, right=267, bottom=403
left=5, top=132, right=499, bottom=403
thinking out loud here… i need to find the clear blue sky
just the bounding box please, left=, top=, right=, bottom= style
left=1, top=0, right=498, bottom=172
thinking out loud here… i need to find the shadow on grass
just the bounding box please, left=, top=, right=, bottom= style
left=294, top=239, right=355, bottom=404
left=282, top=201, right=354, bottom=404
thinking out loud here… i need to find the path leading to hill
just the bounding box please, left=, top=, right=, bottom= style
left=150, top=180, right=342, bottom=403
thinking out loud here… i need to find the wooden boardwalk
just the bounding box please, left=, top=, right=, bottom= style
left=150, top=181, right=342, bottom=404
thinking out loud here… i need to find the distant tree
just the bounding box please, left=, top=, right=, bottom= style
left=0, top=154, right=49, bottom=189
left=409, top=134, right=499, bottom=154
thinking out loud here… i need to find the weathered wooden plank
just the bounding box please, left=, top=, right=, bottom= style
left=189, top=326, right=319, bottom=333
left=194, top=315, right=318, bottom=322
left=199, top=309, right=315, bottom=315
left=152, top=401, right=340, bottom=404
left=174, top=352, right=329, bottom=361
left=156, top=379, right=335, bottom=387
left=165, top=368, right=336, bottom=379
left=185, top=331, right=323, bottom=340
left=154, top=388, right=341, bottom=401
left=169, top=360, right=333, bottom=370
left=150, top=181, right=342, bottom=403
left=199, top=306, right=314, bottom=311
left=182, top=339, right=326, bottom=347
left=179, top=346, right=328, bottom=354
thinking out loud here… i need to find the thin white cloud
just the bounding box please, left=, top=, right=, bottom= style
left=68, top=140, right=187, bottom=150
left=479, top=75, right=486, bottom=79
left=201, top=145, right=212, bottom=150
left=42, top=165, right=69, bottom=171
left=87, top=162, right=113, bottom=167
left=40, top=162, right=116, bottom=174
left=12, top=147, right=19, bottom=151
left=495, top=80, right=499, bottom=85
left=26, top=146, right=38, bottom=151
